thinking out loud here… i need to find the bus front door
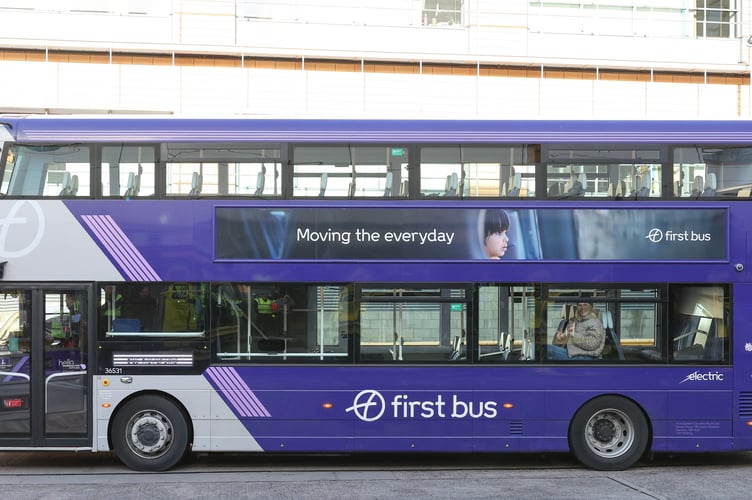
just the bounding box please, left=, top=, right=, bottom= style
left=0, top=287, right=90, bottom=448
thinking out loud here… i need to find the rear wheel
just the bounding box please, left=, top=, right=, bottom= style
left=569, top=396, right=649, bottom=471
left=111, top=395, right=190, bottom=471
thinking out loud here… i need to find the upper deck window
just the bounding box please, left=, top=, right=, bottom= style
left=545, top=146, right=662, bottom=199
left=292, top=145, right=408, bottom=198
left=1, top=144, right=90, bottom=197
left=102, top=145, right=156, bottom=197
left=165, top=143, right=280, bottom=197
left=420, top=145, right=537, bottom=198
left=674, top=146, right=752, bottom=199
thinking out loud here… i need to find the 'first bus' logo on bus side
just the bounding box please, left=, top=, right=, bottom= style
left=645, top=228, right=711, bottom=243
left=345, top=389, right=498, bottom=422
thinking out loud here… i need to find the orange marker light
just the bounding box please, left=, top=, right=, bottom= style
left=746, top=421, right=752, bottom=427
left=323, top=403, right=333, bottom=409
left=101, top=403, right=111, bottom=409
left=102, top=379, right=110, bottom=387
left=502, top=403, right=514, bottom=409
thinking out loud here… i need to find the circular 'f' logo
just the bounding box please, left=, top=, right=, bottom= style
left=345, top=390, right=386, bottom=422
left=645, top=228, right=663, bottom=243
left=0, top=200, right=45, bottom=258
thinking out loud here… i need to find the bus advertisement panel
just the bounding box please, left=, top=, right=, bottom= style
left=215, top=206, right=726, bottom=261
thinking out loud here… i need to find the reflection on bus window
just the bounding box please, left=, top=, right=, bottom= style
left=670, top=285, right=729, bottom=362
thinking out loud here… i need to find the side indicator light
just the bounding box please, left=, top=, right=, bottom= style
left=101, top=403, right=112, bottom=409
left=102, top=379, right=110, bottom=387
left=502, top=403, right=514, bottom=409
left=323, top=403, right=333, bottom=409
left=746, top=421, right=752, bottom=427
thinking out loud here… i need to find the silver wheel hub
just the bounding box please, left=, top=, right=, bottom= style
left=128, top=412, right=172, bottom=456
left=584, top=408, right=635, bottom=459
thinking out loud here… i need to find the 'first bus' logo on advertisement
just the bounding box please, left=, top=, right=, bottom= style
left=645, top=228, right=711, bottom=244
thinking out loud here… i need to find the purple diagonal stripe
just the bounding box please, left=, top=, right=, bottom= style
left=205, top=367, right=271, bottom=418
left=81, top=215, right=160, bottom=281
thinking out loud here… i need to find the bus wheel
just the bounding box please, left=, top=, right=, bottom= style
left=569, top=396, right=649, bottom=471
left=111, top=395, right=190, bottom=471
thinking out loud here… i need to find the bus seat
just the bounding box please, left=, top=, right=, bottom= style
left=508, top=172, right=521, bottom=197
left=601, top=310, right=624, bottom=360
left=188, top=172, right=202, bottom=196
left=400, top=179, right=408, bottom=197
left=383, top=171, right=393, bottom=197
left=547, top=182, right=561, bottom=196
left=636, top=175, right=650, bottom=197
left=444, top=172, right=458, bottom=196
left=59, top=172, right=73, bottom=196
left=254, top=166, right=266, bottom=196
left=691, top=175, right=703, bottom=197
left=702, top=337, right=725, bottom=361
left=318, top=172, right=328, bottom=197
left=70, top=174, right=79, bottom=195
left=124, top=171, right=141, bottom=197
left=566, top=174, right=585, bottom=195
left=701, top=173, right=716, bottom=197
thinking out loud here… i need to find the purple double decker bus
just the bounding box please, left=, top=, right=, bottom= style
left=0, top=116, right=748, bottom=471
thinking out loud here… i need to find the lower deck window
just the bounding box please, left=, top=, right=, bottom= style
left=94, top=281, right=730, bottom=365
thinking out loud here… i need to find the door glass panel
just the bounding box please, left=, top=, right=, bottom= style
left=0, top=289, right=31, bottom=435
left=44, top=291, right=87, bottom=435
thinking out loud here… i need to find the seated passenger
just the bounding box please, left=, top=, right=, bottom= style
left=547, top=302, right=605, bottom=360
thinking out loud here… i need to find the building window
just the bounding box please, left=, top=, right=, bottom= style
left=695, top=0, right=737, bottom=38
left=423, top=0, right=462, bottom=26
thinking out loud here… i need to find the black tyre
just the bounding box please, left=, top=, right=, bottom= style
left=569, top=396, right=649, bottom=471
left=111, top=395, right=190, bottom=471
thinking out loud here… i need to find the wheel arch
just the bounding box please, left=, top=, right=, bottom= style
left=568, top=393, right=654, bottom=460
left=106, top=389, right=194, bottom=452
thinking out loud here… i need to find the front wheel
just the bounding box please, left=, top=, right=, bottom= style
left=569, top=396, right=649, bottom=471
left=111, top=395, right=190, bottom=471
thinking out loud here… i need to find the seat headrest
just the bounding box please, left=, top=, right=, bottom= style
left=706, top=172, right=717, bottom=190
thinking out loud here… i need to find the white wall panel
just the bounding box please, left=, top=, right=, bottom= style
left=363, top=72, right=424, bottom=117
left=247, top=68, right=307, bottom=116
left=477, top=76, right=541, bottom=118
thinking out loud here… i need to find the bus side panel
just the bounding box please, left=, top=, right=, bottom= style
left=733, top=283, right=752, bottom=442
left=96, top=374, right=263, bottom=453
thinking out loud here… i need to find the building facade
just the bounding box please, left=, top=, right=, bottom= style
left=0, top=0, right=748, bottom=118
